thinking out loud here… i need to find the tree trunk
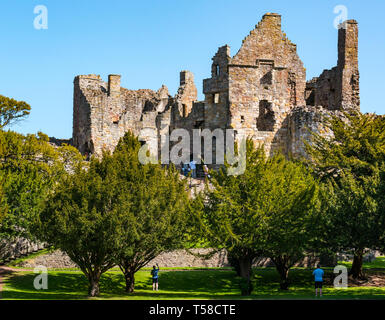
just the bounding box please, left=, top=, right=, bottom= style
left=124, top=271, right=135, bottom=293
left=350, top=249, right=365, bottom=279
left=275, top=260, right=290, bottom=290
left=88, top=274, right=101, bottom=297
left=238, top=257, right=253, bottom=295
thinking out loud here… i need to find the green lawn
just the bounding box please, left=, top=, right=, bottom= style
left=3, top=267, right=385, bottom=300
left=338, top=256, right=385, bottom=269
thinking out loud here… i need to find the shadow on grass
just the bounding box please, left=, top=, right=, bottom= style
left=2, top=272, right=89, bottom=299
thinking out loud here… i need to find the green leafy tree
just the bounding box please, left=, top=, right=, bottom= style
left=305, top=111, right=385, bottom=278
left=322, top=170, right=381, bottom=279
left=38, top=132, right=191, bottom=296
left=0, top=175, right=7, bottom=223
left=196, top=140, right=319, bottom=293
left=0, top=95, right=31, bottom=128
left=376, top=168, right=385, bottom=258
left=194, top=142, right=265, bottom=295
left=38, top=157, right=126, bottom=297
left=112, top=132, right=191, bottom=293
left=305, top=111, right=385, bottom=180
left=0, top=130, right=82, bottom=243
left=258, top=157, right=319, bottom=290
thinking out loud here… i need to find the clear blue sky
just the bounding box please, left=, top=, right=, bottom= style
left=1, top=0, right=384, bottom=138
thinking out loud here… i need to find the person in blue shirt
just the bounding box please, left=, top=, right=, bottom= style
left=312, top=264, right=324, bottom=297
left=151, top=263, right=160, bottom=291
left=189, top=160, right=197, bottom=178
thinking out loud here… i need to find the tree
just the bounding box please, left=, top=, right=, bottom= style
left=323, top=170, right=381, bottom=279
left=111, top=132, right=191, bottom=293
left=305, top=111, right=385, bottom=180
left=38, top=156, right=126, bottom=297
left=305, top=111, right=385, bottom=278
left=256, top=155, right=319, bottom=290
left=38, top=131, right=191, bottom=296
left=0, top=174, right=7, bottom=223
left=196, top=140, right=319, bottom=293
left=376, top=168, right=385, bottom=258
left=0, top=130, right=82, bottom=243
left=194, top=141, right=265, bottom=295
left=0, top=95, right=31, bottom=129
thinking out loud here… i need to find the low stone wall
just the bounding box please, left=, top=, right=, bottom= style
left=17, top=248, right=383, bottom=269
left=16, top=249, right=321, bottom=269
left=19, top=250, right=78, bottom=269
left=0, top=238, right=46, bottom=264
left=145, top=249, right=229, bottom=268
left=19, top=249, right=231, bottom=269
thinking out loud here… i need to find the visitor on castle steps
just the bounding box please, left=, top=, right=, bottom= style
left=203, top=164, right=210, bottom=179
left=182, top=163, right=189, bottom=177
left=151, top=263, right=160, bottom=291
left=313, top=264, right=324, bottom=297
left=189, top=159, right=197, bottom=178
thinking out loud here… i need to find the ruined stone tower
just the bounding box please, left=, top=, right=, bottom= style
left=72, top=13, right=359, bottom=161
left=305, top=20, right=359, bottom=111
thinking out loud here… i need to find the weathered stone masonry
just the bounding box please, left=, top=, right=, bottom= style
left=73, top=13, right=360, bottom=161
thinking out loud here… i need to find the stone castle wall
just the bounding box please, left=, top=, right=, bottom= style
left=305, top=20, right=359, bottom=112
left=72, top=13, right=360, bottom=161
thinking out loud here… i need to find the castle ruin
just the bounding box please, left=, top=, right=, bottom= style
left=72, top=13, right=359, bottom=163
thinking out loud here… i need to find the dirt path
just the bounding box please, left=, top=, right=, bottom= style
left=0, top=266, right=35, bottom=272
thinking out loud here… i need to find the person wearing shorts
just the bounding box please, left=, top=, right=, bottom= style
left=313, top=264, right=324, bottom=297
left=151, top=263, right=160, bottom=291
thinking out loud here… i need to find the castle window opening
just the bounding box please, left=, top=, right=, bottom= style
left=182, top=104, right=187, bottom=117
left=257, top=100, right=275, bottom=131
left=260, top=70, right=273, bottom=85
left=212, top=63, right=220, bottom=77
left=194, top=120, right=204, bottom=129
left=214, top=93, right=220, bottom=104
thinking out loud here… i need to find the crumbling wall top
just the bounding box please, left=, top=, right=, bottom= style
left=231, top=13, right=301, bottom=68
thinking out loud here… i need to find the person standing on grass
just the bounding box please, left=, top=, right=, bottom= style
left=313, top=264, right=324, bottom=297
left=151, top=263, right=160, bottom=291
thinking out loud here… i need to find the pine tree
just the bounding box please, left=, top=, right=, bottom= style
left=305, top=111, right=385, bottom=279
left=38, top=155, right=127, bottom=297
left=0, top=130, right=82, bottom=243
left=38, top=131, right=191, bottom=296
left=324, top=170, right=380, bottom=279
left=112, top=132, right=191, bottom=293
left=197, top=140, right=319, bottom=292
